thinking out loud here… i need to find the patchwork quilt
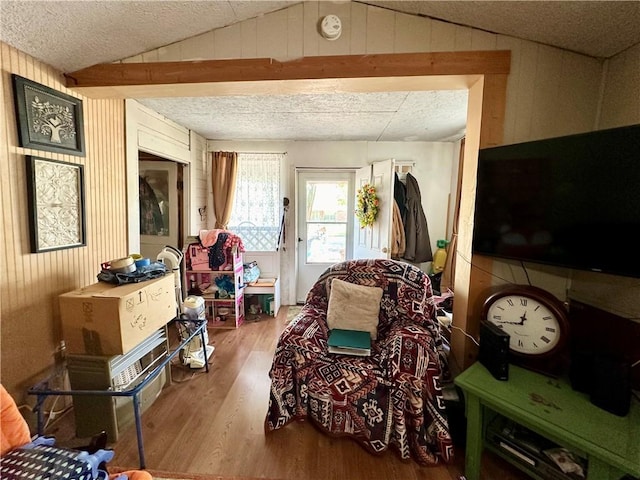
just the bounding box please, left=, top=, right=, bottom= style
left=265, top=259, right=453, bottom=465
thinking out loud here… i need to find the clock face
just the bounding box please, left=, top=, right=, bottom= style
left=486, top=294, right=561, bottom=355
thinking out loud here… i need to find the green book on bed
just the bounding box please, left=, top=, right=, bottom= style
left=327, top=329, right=371, bottom=356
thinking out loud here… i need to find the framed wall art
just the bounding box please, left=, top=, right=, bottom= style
left=25, top=156, right=86, bottom=253
left=12, top=74, right=85, bottom=156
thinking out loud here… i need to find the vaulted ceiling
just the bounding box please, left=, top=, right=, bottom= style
left=1, top=1, right=638, bottom=142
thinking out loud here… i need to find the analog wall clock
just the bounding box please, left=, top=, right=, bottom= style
left=481, top=285, right=570, bottom=376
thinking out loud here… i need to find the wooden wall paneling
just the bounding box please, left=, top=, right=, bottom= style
left=478, top=74, right=509, bottom=148
left=92, top=99, right=104, bottom=274
left=123, top=54, right=143, bottom=64
left=6, top=48, right=39, bottom=393
left=529, top=44, right=563, bottom=139
left=286, top=3, right=304, bottom=60
left=571, top=271, right=640, bottom=321
left=103, top=98, right=117, bottom=265
left=157, top=41, right=181, bottom=62
left=215, top=23, right=242, bottom=59
left=106, top=98, right=117, bottom=259
left=257, top=8, right=288, bottom=59
left=93, top=97, right=102, bottom=266
left=511, top=40, right=538, bottom=143
left=557, top=51, right=603, bottom=133
left=141, top=50, right=159, bottom=63
left=84, top=99, right=94, bottom=281
left=98, top=98, right=109, bottom=269
left=241, top=18, right=258, bottom=59
left=317, top=1, right=351, bottom=56
left=365, top=5, right=394, bottom=54
left=454, top=24, right=473, bottom=51
left=138, top=129, right=190, bottom=163
left=495, top=34, right=521, bottom=144
left=430, top=19, right=457, bottom=52
left=138, top=104, right=190, bottom=147
left=13, top=48, right=29, bottom=298
left=188, top=131, right=208, bottom=236
left=125, top=99, right=141, bottom=254
left=115, top=101, right=127, bottom=258
left=180, top=31, right=214, bottom=62
left=1, top=41, right=127, bottom=399
left=85, top=98, right=98, bottom=278
left=303, top=1, right=320, bottom=57
left=470, top=29, right=497, bottom=51
left=0, top=43, right=12, bottom=338
left=349, top=2, right=367, bottom=54
left=107, top=98, right=121, bottom=250
left=394, top=10, right=430, bottom=53
left=600, top=43, right=640, bottom=128
left=112, top=100, right=129, bottom=251
left=136, top=105, right=190, bottom=163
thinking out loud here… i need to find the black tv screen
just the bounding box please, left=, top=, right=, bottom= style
left=473, top=124, right=640, bottom=279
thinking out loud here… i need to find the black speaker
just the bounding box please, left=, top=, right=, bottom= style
left=569, top=348, right=594, bottom=393
left=589, top=355, right=631, bottom=417
left=478, top=321, right=510, bottom=381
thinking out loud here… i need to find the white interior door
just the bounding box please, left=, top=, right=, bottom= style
left=353, top=159, right=395, bottom=259
left=296, top=171, right=354, bottom=303
left=139, top=161, right=178, bottom=260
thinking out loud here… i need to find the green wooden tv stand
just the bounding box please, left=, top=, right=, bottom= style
left=454, top=362, right=640, bottom=480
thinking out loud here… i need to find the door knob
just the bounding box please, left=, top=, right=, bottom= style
left=382, top=247, right=389, bottom=253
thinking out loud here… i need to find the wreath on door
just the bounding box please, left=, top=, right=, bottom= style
left=356, top=183, right=379, bottom=228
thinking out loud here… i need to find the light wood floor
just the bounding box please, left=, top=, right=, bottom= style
left=50, top=306, right=528, bottom=480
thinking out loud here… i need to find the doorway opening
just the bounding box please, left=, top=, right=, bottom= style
left=138, top=151, right=184, bottom=260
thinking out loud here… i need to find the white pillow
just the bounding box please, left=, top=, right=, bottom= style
left=326, top=278, right=383, bottom=339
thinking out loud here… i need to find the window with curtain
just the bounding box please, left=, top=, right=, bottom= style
left=228, top=153, right=282, bottom=251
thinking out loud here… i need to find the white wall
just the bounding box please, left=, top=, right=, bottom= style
left=208, top=140, right=457, bottom=304
left=188, top=131, right=208, bottom=235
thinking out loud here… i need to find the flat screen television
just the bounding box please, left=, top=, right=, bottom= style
left=473, top=124, right=640, bottom=279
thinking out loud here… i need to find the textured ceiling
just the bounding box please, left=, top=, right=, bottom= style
left=138, top=90, right=469, bottom=142
left=0, top=0, right=296, bottom=73
left=1, top=1, right=638, bottom=142
left=364, top=1, right=640, bottom=59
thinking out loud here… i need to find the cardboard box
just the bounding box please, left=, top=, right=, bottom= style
left=60, top=274, right=176, bottom=355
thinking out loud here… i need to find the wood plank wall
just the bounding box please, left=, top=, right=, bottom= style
left=126, top=1, right=604, bottom=145
left=0, top=42, right=127, bottom=400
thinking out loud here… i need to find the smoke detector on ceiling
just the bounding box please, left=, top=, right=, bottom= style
left=320, top=14, right=342, bottom=41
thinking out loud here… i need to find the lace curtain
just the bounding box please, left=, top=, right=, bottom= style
left=227, top=153, right=283, bottom=251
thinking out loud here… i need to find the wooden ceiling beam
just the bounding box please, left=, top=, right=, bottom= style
left=65, top=50, right=511, bottom=92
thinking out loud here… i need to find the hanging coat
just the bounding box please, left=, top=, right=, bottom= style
left=391, top=200, right=406, bottom=259
left=394, top=172, right=408, bottom=222
left=403, top=173, right=433, bottom=263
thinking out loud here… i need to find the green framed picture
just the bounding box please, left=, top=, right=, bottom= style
left=12, top=74, right=85, bottom=156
